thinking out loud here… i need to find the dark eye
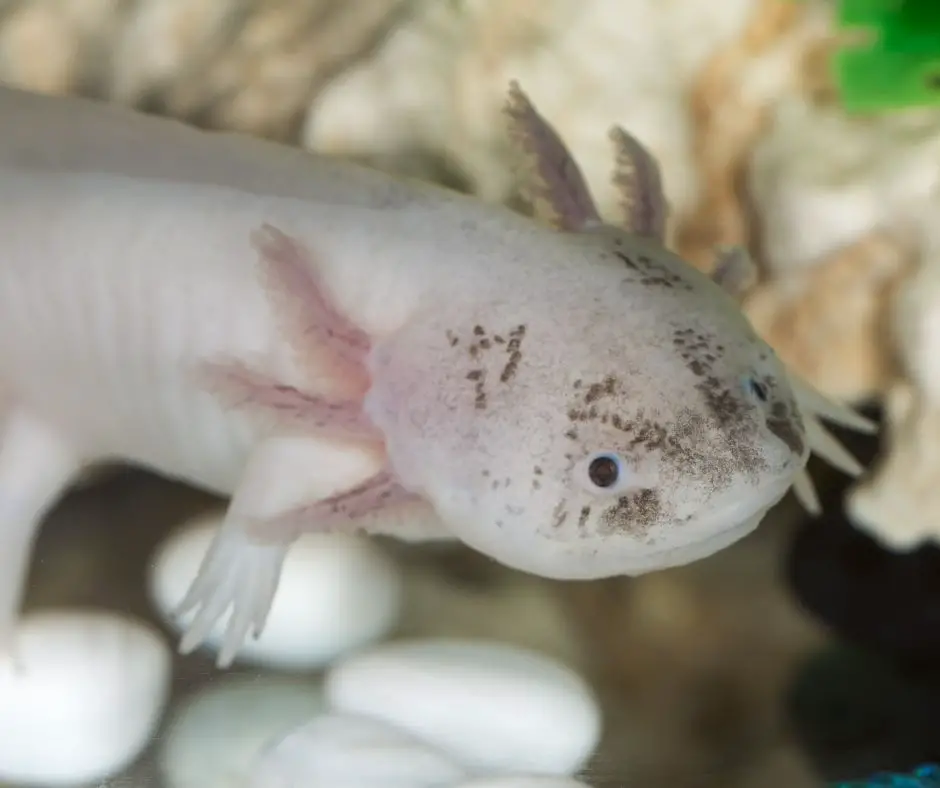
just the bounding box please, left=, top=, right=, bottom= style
left=588, top=454, right=622, bottom=489
left=746, top=377, right=769, bottom=403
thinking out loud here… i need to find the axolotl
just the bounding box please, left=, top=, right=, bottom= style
left=0, top=81, right=873, bottom=667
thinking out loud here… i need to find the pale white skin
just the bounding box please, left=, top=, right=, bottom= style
left=0, top=83, right=873, bottom=668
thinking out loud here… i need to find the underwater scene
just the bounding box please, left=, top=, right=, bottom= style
left=1, top=1, right=940, bottom=786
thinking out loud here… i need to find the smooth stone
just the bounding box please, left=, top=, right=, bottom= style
left=0, top=610, right=171, bottom=786
left=159, top=674, right=327, bottom=788
left=247, top=712, right=468, bottom=788
left=149, top=513, right=403, bottom=669
left=325, top=638, right=601, bottom=776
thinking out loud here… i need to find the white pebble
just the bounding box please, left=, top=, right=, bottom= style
left=159, top=675, right=327, bottom=788
left=247, top=712, right=468, bottom=788
left=454, top=780, right=593, bottom=788
left=0, top=610, right=171, bottom=786
left=149, top=513, right=403, bottom=669
left=325, top=638, right=601, bottom=776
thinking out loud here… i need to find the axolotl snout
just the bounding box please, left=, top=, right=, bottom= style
left=0, top=81, right=872, bottom=667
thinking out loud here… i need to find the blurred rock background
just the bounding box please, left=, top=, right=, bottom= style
left=3, top=0, right=939, bottom=785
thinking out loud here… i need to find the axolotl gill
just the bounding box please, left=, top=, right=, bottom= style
left=0, top=81, right=873, bottom=667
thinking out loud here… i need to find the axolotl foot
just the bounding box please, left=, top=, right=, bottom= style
left=174, top=523, right=288, bottom=667
left=173, top=467, right=422, bottom=668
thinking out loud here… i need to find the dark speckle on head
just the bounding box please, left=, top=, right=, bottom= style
left=584, top=375, right=619, bottom=404
left=599, top=489, right=662, bottom=536
left=472, top=367, right=487, bottom=410
left=578, top=505, right=591, bottom=530
left=698, top=376, right=745, bottom=427
left=499, top=324, right=526, bottom=383
left=563, top=367, right=766, bottom=502
left=614, top=250, right=693, bottom=291
left=695, top=375, right=766, bottom=480
left=766, top=400, right=805, bottom=456
left=673, top=327, right=723, bottom=379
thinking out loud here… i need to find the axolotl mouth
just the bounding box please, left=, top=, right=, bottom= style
left=451, top=475, right=794, bottom=582
left=452, top=511, right=767, bottom=582
left=525, top=506, right=774, bottom=581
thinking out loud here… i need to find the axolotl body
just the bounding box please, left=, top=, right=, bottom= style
left=0, top=82, right=871, bottom=666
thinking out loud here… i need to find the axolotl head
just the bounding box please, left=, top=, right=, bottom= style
left=364, top=82, right=872, bottom=580
left=366, top=227, right=830, bottom=580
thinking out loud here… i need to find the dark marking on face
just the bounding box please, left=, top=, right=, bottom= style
left=599, top=489, right=663, bottom=536
left=531, top=467, right=543, bottom=490
left=552, top=500, right=568, bottom=529
left=499, top=324, right=527, bottom=383
left=564, top=394, right=754, bottom=498
left=466, top=326, right=494, bottom=361
left=672, top=327, right=722, bottom=379
left=695, top=376, right=767, bottom=479
left=584, top=376, right=619, bottom=404
left=446, top=330, right=459, bottom=347
left=578, top=505, right=591, bottom=531
left=698, top=376, right=745, bottom=427
left=613, top=250, right=693, bottom=291
left=565, top=428, right=578, bottom=440
left=472, top=368, right=487, bottom=410
left=766, top=400, right=805, bottom=456
left=494, top=335, right=506, bottom=344
left=569, top=405, right=601, bottom=422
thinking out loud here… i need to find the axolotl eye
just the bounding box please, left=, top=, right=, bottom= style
left=584, top=452, right=628, bottom=492
left=743, top=376, right=769, bottom=403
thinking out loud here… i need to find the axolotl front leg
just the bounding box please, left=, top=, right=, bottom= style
left=176, top=226, right=429, bottom=668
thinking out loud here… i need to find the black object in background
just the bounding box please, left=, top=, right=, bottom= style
left=784, top=406, right=940, bottom=780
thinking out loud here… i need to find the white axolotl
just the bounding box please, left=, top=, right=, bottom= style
left=0, top=81, right=872, bottom=668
